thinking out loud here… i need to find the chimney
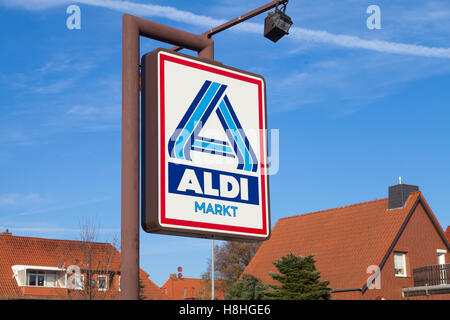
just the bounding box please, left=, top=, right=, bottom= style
left=1, top=229, right=12, bottom=236
left=388, top=178, right=419, bottom=210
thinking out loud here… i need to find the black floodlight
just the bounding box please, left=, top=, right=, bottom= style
left=264, top=1, right=293, bottom=42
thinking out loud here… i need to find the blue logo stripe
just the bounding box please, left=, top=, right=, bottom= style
left=168, top=80, right=211, bottom=158
left=192, top=140, right=233, bottom=154
left=222, top=95, right=258, bottom=171
left=196, top=136, right=229, bottom=146
left=215, top=107, right=245, bottom=170
left=218, top=100, right=254, bottom=171
left=191, top=146, right=236, bottom=158
left=184, top=84, right=227, bottom=161
left=173, top=82, right=221, bottom=159
left=168, top=80, right=259, bottom=173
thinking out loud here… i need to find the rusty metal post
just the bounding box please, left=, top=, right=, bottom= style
left=121, top=14, right=140, bottom=301
left=121, top=0, right=278, bottom=299
left=121, top=14, right=213, bottom=300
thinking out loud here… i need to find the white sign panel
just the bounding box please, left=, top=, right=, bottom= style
left=141, top=48, right=270, bottom=240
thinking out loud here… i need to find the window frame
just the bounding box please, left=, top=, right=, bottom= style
left=394, top=252, right=407, bottom=278
left=97, top=275, right=108, bottom=292
left=437, top=249, right=447, bottom=265
left=26, top=269, right=59, bottom=287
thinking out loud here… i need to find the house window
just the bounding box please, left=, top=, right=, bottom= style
left=27, top=270, right=58, bottom=287
left=437, top=250, right=447, bottom=285
left=394, top=252, right=407, bottom=277
left=437, top=249, right=446, bottom=265
left=97, top=275, right=107, bottom=291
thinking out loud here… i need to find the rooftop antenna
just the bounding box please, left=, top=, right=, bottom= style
left=399, top=176, right=402, bottom=185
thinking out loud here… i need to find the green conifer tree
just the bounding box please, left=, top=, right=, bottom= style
left=264, top=253, right=331, bottom=300
left=225, top=274, right=266, bottom=300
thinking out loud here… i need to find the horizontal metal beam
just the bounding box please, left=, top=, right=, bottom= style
left=171, top=0, right=287, bottom=52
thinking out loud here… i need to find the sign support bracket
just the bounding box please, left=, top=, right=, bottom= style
left=122, top=0, right=281, bottom=300
left=121, top=14, right=213, bottom=300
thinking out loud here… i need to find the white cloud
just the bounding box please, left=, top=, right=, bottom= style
left=0, top=0, right=70, bottom=10
left=0, top=193, right=42, bottom=206
left=80, top=0, right=450, bottom=59
left=288, top=28, right=450, bottom=59
left=2, top=0, right=449, bottom=58
left=14, top=196, right=111, bottom=216
left=67, top=105, right=119, bottom=119
left=267, top=53, right=450, bottom=114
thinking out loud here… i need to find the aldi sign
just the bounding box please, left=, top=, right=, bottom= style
left=141, top=48, right=270, bottom=240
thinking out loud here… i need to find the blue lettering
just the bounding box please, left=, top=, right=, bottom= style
left=206, top=203, right=214, bottom=214
left=168, top=163, right=259, bottom=205
left=223, top=205, right=231, bottom=216
left=193, top=201, right=238, bottom=217
left=195, top=201, right=205, bottom=213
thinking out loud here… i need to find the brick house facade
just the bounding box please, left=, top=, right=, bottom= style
left=243, top=184, right=450, bottom=300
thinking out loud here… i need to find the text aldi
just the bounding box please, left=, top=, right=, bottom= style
left=141, top=48, right=270, bottom=240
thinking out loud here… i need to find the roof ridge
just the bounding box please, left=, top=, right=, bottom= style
left=279, top=197, right=388, bottom=221
left=0, top=234, right=113, bottom=246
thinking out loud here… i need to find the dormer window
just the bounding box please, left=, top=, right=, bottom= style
left=27, top=270, right=57, bottom=287
left=12, top=265, right=66, bottom=288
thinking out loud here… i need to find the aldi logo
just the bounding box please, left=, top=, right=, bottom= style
left=141, top=48, right=270, bottom=240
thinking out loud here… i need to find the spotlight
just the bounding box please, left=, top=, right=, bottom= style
left=264, top=1, right=293, bottom=43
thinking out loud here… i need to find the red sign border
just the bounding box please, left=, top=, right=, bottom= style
left=158, top=52, right=268, bottom=236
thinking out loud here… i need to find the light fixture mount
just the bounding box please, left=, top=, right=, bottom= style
left=264, top=1, right=293, bottom=43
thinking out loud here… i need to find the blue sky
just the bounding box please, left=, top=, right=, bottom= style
left=0, top=0, right=449, bottom=287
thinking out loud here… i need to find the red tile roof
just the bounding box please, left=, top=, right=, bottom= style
left=446, top=226, right=450, bottom=242
left=161, top=276, right=226, bottom=300
left=0, top=233, right=169, bottom=300
left=140, top=269, right=172, bottom=300
left=244, top=191, right=440, bottom=291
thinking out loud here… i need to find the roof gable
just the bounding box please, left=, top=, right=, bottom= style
left=161, top=277, right=226, bottom=299
left=243, top=192, right=427, bottom=291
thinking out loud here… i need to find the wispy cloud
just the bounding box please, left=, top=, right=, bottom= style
left=66, top=105, right=120, bottom=120
left=288, top=28, right=450, bottom=59
left=2, top=55, right=94, bottom=95
left=0, top=0, right=70, bottom=10
left=0, top=193, right=42, bottom=206
left=68, top=0, right=450, bottom=59
left=267, top=53, right=450, bottom=114
left=3, top=0, right=448, bottom=59
left=13, top=196, right=111, bottom=217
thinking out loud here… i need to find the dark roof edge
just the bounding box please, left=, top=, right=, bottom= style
left=331, top=288, right=362, bottom=293
left=361, top=195, right=420, bottom=294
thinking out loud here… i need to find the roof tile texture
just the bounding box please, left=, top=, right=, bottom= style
left=0, top=234, right=169, bottom=300
left=244, top=192, right=422, bottom=291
